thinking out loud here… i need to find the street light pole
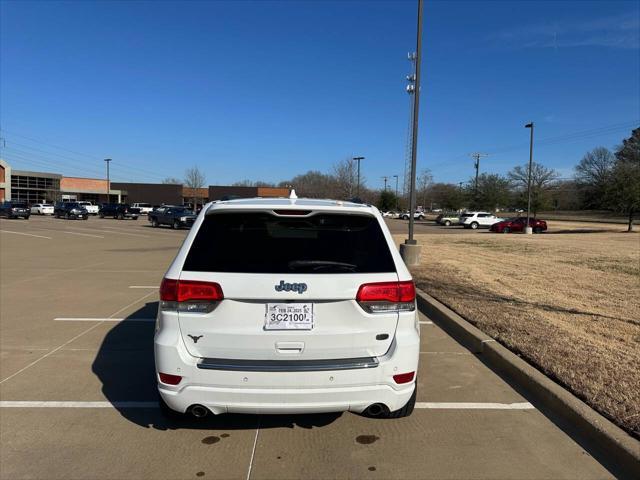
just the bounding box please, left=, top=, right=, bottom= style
left=104, top=158, right=112, bottom=202
left=407, top=0, right=422, bottom=245
left=524, top=123, right=534, bottom=234
left=393, top=175, right=399, bottom=210
left=353, top=156, right=364, bottom=198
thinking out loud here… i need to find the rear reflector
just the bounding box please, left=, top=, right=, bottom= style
left=160, top=278, right=223, bottom=302
left=158, top=373, right=182, bottom=385
left=393, top=372, right=415, bottom=384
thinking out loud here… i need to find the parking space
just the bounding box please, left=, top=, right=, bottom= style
left=0, top=215, right=613, bottom=479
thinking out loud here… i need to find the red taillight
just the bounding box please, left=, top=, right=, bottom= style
left=158, top=372, right=182, bottom=385
left=393, top=372, right=415, bottom=384
left=160, top=278, right=178, bottom=301
left=356, top=281, right=416, bottom=303
left=160, top=278, right=223, bottom=302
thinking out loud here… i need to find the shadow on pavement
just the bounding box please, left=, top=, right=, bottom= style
left=92, top=302, right=342, bottom=431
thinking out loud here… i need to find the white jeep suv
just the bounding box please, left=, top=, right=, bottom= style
left=459, top=211, right=504, bottom=229
left=155, top=196, right=420, bottom=419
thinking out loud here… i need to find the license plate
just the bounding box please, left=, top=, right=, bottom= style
left=265, top=303, right=314, bottom=330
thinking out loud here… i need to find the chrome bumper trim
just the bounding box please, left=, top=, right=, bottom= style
left=197, top=356, right=379, bottom=372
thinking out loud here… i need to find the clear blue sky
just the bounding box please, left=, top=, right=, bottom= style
left=1, top=0, right=638, bottom=189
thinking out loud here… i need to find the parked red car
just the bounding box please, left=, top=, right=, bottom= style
left=490, top=217, right=547, bottom=233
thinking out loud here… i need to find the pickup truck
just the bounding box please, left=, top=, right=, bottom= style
left=132, top=203, right=153, bottom=214
left=77, top=201, right=99, bottom=215
left=99, top=203, right=140, bottom=220
left=148, top=206, right=196, bottom=229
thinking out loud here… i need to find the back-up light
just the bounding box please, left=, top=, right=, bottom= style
left=356, top=281, right=416, bottom=313
left=160, top=278, right=223, bottom=313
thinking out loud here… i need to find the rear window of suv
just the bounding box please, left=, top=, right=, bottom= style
left=184, top=211, right=396, bottom=274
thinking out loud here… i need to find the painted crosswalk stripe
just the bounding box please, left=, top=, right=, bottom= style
left=419, top=320, right=433, bottom=324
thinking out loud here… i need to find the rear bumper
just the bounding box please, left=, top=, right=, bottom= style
left=155, top=313, right=420, bottom=415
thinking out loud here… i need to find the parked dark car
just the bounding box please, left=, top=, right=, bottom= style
left=54, top=202, right=88, bottom=220
left=99, top=203, right=140, bottom=220
left=0, top=202, right=30, bottom=219
left=148, top=206, right=196, bottom=229
left=490, top=217, right=547, bottom=233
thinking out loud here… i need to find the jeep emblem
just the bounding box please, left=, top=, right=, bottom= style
left=275, top=280, right=307, bottom=294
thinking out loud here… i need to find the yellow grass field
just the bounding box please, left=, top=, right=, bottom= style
left=395, top=222, right=640, bottom=437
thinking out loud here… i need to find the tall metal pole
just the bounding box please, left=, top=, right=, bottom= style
left=353, top=156, right=364, bottom=198
left=104, top=158, right=112, bottom=202
left=393, top=175, right=399, bottom=210
left=382, top=176, right=388, bottom=191
left=525, top=122, right=534, bottom=233
left=407, top=0, right=423, bottom=244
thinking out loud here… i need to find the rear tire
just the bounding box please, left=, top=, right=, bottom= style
left=151, top=218, right=159, bottom=228
left=99, top=212, right=104, bottom=218
left=65, top=212, right=70, bottom=220
left=470, top=222, right=479, bottom=230
left=117, top=213, right=124, bottom=220
left=503, top=227, right=510, bottom=233
left=444, top=220, right=451, bottom=226
left=173, top=220, right=180, bottom=229
left=385, top=385, right=417, bottom=419
left=533, top=227, right=542, bottom=234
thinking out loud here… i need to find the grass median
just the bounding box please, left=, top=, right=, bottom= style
left=396, top=221, right=640, bottom=438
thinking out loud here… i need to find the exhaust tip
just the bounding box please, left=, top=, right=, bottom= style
left=190, top=404, right=209, bottom=418
left=364, top=403, right=388, bottom=417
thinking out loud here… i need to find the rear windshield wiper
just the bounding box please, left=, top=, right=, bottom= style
left=288, top=260, right=358, bottom=272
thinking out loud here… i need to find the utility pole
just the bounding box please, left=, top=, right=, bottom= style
left=393, top=175, right=399, bottom=210
left=104, top=158, right=112, bottom=202
left=524, top=122, right=534, bottom=234
left=400, top=0, right=423, bottom=266
left=469, top=152, right=488, bottom=204
left=353, top=156, right=364, bottom=198
left=382, top=176, right=389, bottom=191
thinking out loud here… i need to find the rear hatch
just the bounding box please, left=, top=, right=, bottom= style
left=175, top=210, right=400, bottom=361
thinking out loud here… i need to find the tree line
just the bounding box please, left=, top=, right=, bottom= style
left=165, top=128, right=638, bottom=231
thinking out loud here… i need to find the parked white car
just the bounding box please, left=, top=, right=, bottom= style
left=132, top=202, right=153, bottom=214
left=77, top=201, right=99, bottom=215
left=30, top=203, right=54, bottom=215
left=458, top=211, right=504, bottom=229
left=400, top=211, right=425, bottom=220
left=155, top=196, right=419, bottom=419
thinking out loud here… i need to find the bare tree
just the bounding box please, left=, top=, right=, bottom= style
left=575, top=147, right=615, bottom=209
left=508, top=162, right=559, bottom=216
left=184, top=166, right=206, bottom=189
left=332, top=158, right=358, bottom=199
left=184, top=166, right=206, bottom=211
left=162, top=177, right=182, bottom=184
left=416, top=169, right=433, bottom=210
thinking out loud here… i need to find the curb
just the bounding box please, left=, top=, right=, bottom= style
left=416, top=288, right=640, bottom=479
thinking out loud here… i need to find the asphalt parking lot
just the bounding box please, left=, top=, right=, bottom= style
left=0, top=215, right=614, bottom=479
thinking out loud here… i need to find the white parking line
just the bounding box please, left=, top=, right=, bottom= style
left=64, top=231, right=104, bottom=238
left=0, top=290, right=158, bottom=384
left=415, top=402, right=534, bottom=410
left=0, top=401, right=158, bottom=408
left=0, top=230, right=52, bottom=239
left=246, top=417, right=261, bottom=480
left=0, top=401, right=535, bottom=410
left=54, top=318, right=156, bottom=322
left=129, top=286, right=158, bottom=289
left=419, top=320, right=433, bottom=325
